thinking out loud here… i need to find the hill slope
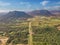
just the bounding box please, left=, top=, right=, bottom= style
left=0, top=11, right=32, bottom=22
left=50, top=10, right=60, bottom=16
left=28, top=10, right=53, bottom=16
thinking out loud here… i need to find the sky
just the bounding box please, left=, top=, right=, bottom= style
left=0, top=0, right=60, bottom=12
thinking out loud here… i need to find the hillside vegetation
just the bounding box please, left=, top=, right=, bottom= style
left=0, top=16, right=60, bottom=45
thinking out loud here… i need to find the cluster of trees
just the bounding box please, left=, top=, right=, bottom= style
left=6, top=26, right=29, bottom=45
left=32, top=26, right=60, bottom=45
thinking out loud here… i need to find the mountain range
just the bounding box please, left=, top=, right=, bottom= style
left=50, top=10, right=60, bottom=16
left=0, top=10, right=59, bottom=22
left=28, top=10, right=54, bottom=16
left=50, top=10, right=60, bottom=14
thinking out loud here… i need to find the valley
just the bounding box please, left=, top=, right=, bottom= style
left=0, top=0, right=60, bottom=45
left=0, top=14, right=60, bottom=45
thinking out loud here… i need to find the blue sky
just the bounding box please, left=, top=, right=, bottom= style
left=0, top=0, right=60, bottom=12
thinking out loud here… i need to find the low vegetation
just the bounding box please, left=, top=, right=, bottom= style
left=0, top=16, right=60, bottom=45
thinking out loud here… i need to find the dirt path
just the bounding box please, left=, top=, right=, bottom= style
left=0, top=36, right=8, bottom=45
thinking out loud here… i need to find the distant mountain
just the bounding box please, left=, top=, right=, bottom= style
left=28, top=10, right=54, bottom=16
left=50, top=10, right=60, bottom=14
left=50, top=10, right=60, bottom=13
left=50, top=10, right=60, bottom=16
left=0, top=10, right=59, bottom=23
left=0, top=12, right=7, bottom=17
left=0, top=11, right=32, bottom=22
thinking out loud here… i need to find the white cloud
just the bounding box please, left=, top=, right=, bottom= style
left=0, top=1, right=11, bottom=6
left=19, top=2, right=32, bottom=9
left=40, top=1, right=49, bottom=6
left=0, top=10, right=10, bottom=12
left=0, top=9, right=14, bottom=13
left=46, top=6, right=60, bottom=10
